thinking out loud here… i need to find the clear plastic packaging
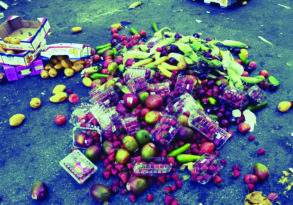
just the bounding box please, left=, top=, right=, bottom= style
left=174, top=75, right=197, bottom=95
left=166, top=93, right=203, bottom=116
left=147, top=80, right=171, bottom=97
left=72, top=126, right=102, bottom=149
left=219, top=87, right=249, bottom=109
left=123, top=68, right=153, bottom=81
left=89, top=86, right=119, bottom=107
left=188, top=109, right=231, bottom=147
left=90, top=104, right=121, bottom=138
left=133, top=162, right=172, bottom=176
left=70, top=104, right=99, bottom=129
left=121, top=115, right=140, bottom=136
left=247, top=85, right=266, bottom=104
left=151, top=114, right=179, bottom=145
left=126, top=77, right=148, bottom=94
left=191, top=155, right=223, bottom=185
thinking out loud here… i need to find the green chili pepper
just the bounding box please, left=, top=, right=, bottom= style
left=176, top=154, right=204, bottom=164
left=268, top=75, right=280, bottom=87
left=220, top=40, right=248, bottom=49
left=241, top=75, right=265, bottom=84
left=129, top=27, right=139, bottom=35
left=107, top=62, right=118, bottom=73
left=90, top=73, right=109, bottom=80
left=168, top=143, right=191, bottom=157
left=151, top=22, right=159, bottom=32
left=248, top=102, right=268, bottom=111
left=95, top=43, right=111, bottom=50
left=97, top=46, right=112, bottom=55
left=112, top=48, right=118, bottom=56
left=131, top=58, right=153, bottom=68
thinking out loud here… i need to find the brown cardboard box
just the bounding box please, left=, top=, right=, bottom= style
left=0, top=16, right=50, bottom=51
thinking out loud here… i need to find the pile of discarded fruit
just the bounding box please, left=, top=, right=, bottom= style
left=29, top=24, right=292, bottom=204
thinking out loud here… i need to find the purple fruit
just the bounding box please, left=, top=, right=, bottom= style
left=126, top=177, right=148, bottom=194
left=254, top=163, right=269, bottom=182
left=145, top=95, right=163, bottom=110
left=31, top=181, right=48, bottom=201
left=85, top=145, right=101, bottom=162
left=123, top=93, right=139, bottom=108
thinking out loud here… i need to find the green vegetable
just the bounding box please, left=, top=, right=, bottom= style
left=123, top=51, right=151, bottom=63
left=151, top=22, right=159, bottom=32
left=130, top=27, right=139, bottom=35
left=118, top=64, right=125, bottom=72
left=145, top=56, right=168, bottom=69
left=157, top=65, right=172, bottom=78
left=176, top=154, right=204, bottom=163
left=239, top=49, right=249, bottom=64
left=128, top=1, right=143, bottom=9
left=168, top=143, right=191, bottom=157
left=220, top=40, right=248, bottom=48
left=95, top=43, right=111, bottom=50
left=131, top=58, right=153, bottom=68
left=107, top=62, right=118, bottom=73
left=159, top=62, right=179, bottom=71
left=268, top=75, right=280, bottom=86
left=90, top=73, right=109, bottom=80
left=138, top=44, right=148, bottom=52
left=247, top=102, right=268, bottom=111
left=173, top=43, right=194, bottom=56
left=241, top=75, right=265, bottom=84
left=208, top=97, right=217, bottom=105
left=97, top=46, right=112, bottom=55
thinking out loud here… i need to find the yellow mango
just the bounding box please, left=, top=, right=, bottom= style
left=9, top=114, right=25, bottom=127
left=48, top=68, right=58, bottom=78
left=30, top=97, right=42, bottom=109
left=52, top=84, right=66, bottom=94
left=82, top=77, right=92, bottom=87
left=64, top=68, right=75, bottom=77
left=71, top=26, right=82, bottom=33
left=40, top=70, right=49, bottom=79
left=49, top=92, right=68, bottom=103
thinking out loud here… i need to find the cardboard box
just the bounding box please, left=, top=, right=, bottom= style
left=3, top=58, right=44, bottom=81
left=0, top=16, right=50, bottom=51
left=41, top=43, right=92, bottom=60
left=0, top=41, right=46, bottom=66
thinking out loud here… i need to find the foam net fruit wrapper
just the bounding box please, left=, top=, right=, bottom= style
left=72, top=126, right=102, bottom=149
left=59, top=150, right=97, bottom=184
left=121, top=114, right=140, bottom=136
left=166, top=93, right=203, bottom=116
left=174, top=75, right=197, bottom=96
left=188, top=109, right=231, bottom=147
left=219, top=87, right=249, bottom=109
left=191, top=155, right=223, bottom=185
left=151, top=114, right=179, bottom=145
left=123, top=68, right=153, bottom=81
left=90, top=104, right=121, bottom=138
left=125, top=77, right=148, bottom=94
left=247, top=85, right=266, bottom=104
left=89, top=86, right=119, bottom=107
left=147, top=80, right=171, bottom=97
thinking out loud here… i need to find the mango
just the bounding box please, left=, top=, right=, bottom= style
left=40, top=70, right=49, bottom=79
left=277, top=101, right=291, bottom=113
left=30, top=98, right=42, bottom=109
left=9, top=114, right=25, bottom=127
left=49, top=92, right=67, bottom=103
left=82, top=77, right=92, bottom=87
left=64, top=68, right=75, bottom=77
left=52, top=84, right=66, bottom=94
left=48, top=68, right=57, bottom=78
left=71, top=26, right=82, bottom=33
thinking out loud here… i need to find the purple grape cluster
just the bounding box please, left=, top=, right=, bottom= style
left=219, top=87, right=249, bottom=108
left=121, top=115, right=140, bottom=136
left=247, top=85, right=266, bottom=104
left=191, top=155, right=223, bottom=184
left=147, top=81, right=171, bottom=97
left=126, top=77, right=148, bottom=94
left=151, top=115, right=179, bottom=146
